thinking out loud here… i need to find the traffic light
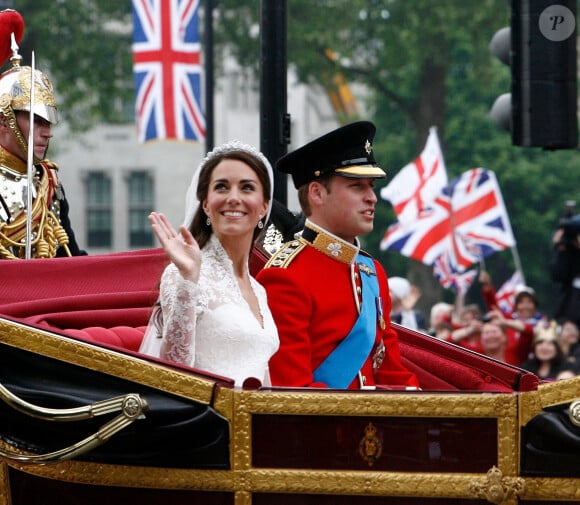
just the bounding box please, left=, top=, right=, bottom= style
left=489, top=26, right=512, bottom=132
left=489, top=0, right=578, bottom=149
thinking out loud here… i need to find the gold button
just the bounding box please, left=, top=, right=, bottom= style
left=356, top=286, right=362, bottom=295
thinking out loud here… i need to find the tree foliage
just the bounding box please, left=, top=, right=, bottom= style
left=216, top=0, right=580, bottom=316
left=9, top=0, right=133, bottom=130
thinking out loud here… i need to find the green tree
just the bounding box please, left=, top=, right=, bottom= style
left=217, top=0, right=580, bottom=317
left=9, top=0, right=133, bottom=129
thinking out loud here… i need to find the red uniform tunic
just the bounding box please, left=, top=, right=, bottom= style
left=257, top=222, right=419, bottom=389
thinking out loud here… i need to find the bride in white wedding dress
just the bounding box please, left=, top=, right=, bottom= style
left=139, top=141, right=279, bottom=387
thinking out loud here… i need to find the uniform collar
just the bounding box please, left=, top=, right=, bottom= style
left=300, top=219, right=359, bottom=265
left=0, top=145, right=26, bottom=175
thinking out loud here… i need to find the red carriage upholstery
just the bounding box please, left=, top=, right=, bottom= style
left=0, top=248, right=167, bottom=351
left=0, top=248, right=538, bottom=392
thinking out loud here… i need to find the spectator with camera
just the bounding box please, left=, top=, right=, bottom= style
left=550, top=202, right=580, bottom=328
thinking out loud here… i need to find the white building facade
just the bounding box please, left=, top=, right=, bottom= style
left=54, top=66, right=342, bottom=255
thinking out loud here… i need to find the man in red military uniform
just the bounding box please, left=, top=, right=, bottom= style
left=257, top=121, right=419, bottom=389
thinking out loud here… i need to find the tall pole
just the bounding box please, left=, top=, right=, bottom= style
left=204, top=0, right=214, bottom=153
left=25, top=50, right=35, bottom=259
left=260, top=0, right=290, bottom=206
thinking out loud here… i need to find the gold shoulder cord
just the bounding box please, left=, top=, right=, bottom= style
left=264, top=239, right=306, bottom=269
left=0, top=164, right=70, bottom=259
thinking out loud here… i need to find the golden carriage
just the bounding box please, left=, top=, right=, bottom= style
left=0, top=249, right=578, bottom=505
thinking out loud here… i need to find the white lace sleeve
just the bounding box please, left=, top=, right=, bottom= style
left=141, top=236, right=279, bottom=386
left=157, top=264, right=199, bottom=366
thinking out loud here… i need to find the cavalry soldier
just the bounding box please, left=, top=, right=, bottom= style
left=0, top=9, right=83, bottom=259
left=257, top=121, right=419, bottom=389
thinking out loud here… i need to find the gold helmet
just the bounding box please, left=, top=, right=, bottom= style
left=0, top=65, right=59, bottom=125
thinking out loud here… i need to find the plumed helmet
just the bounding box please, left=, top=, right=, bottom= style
left=0, top=9, right=58, bottom=125
left=0, top=66, right=58, bottom=124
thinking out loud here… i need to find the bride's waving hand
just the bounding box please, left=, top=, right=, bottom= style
left=149, top=211, right=202, bottom=283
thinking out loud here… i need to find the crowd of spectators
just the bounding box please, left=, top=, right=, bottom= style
left=390, top=270, right=580, bottom=383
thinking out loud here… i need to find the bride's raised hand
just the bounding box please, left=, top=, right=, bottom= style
left=149, top=212, right=202, bottom=282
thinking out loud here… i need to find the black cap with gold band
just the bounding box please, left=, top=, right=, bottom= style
left=276, top=120, right=386, bottom=189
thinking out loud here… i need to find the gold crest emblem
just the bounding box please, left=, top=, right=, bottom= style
left=359, top=422, right=382, bottom=467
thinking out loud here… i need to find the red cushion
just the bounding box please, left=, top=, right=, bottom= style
left=63, top=326, right=147, bottom=352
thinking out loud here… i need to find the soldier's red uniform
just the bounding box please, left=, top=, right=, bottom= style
left=257, top=221, right=419, bottom=389
left=260, top=121, right=418, bottom=390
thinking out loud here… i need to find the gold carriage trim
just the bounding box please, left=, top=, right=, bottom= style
left=468, top=466, right=526, bottom=505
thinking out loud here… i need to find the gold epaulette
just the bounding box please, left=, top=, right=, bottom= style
left=264, top=239, right=306, bottom=269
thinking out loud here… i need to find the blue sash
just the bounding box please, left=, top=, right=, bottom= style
left=313, top=254, right=379, bottom=388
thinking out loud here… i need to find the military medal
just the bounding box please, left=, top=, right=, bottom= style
left=375, top=296, right=386, bottom=329
left=358, top=262, right=375, bottom=276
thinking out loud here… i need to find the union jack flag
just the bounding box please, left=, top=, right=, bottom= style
left=495, top=270, right=524, bottom=313
left=132, top=0, right=205, bottom=142
left=380, top=195, right=450, bottom=265
left=380, top=127, right=448, bottom=225
left=433, top=251, right=478, bottom=295
left=381, top=168, right=516, bottom=272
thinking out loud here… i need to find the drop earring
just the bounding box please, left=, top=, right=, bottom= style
left=206, top=216, right=211, bottom=226
left=257, top=217, right=264, bottom=229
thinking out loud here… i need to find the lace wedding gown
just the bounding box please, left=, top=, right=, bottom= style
left=139, top=235, right=279, bottom=386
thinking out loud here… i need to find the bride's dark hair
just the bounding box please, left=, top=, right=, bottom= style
left=190, top=149, right=272, bottom=249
